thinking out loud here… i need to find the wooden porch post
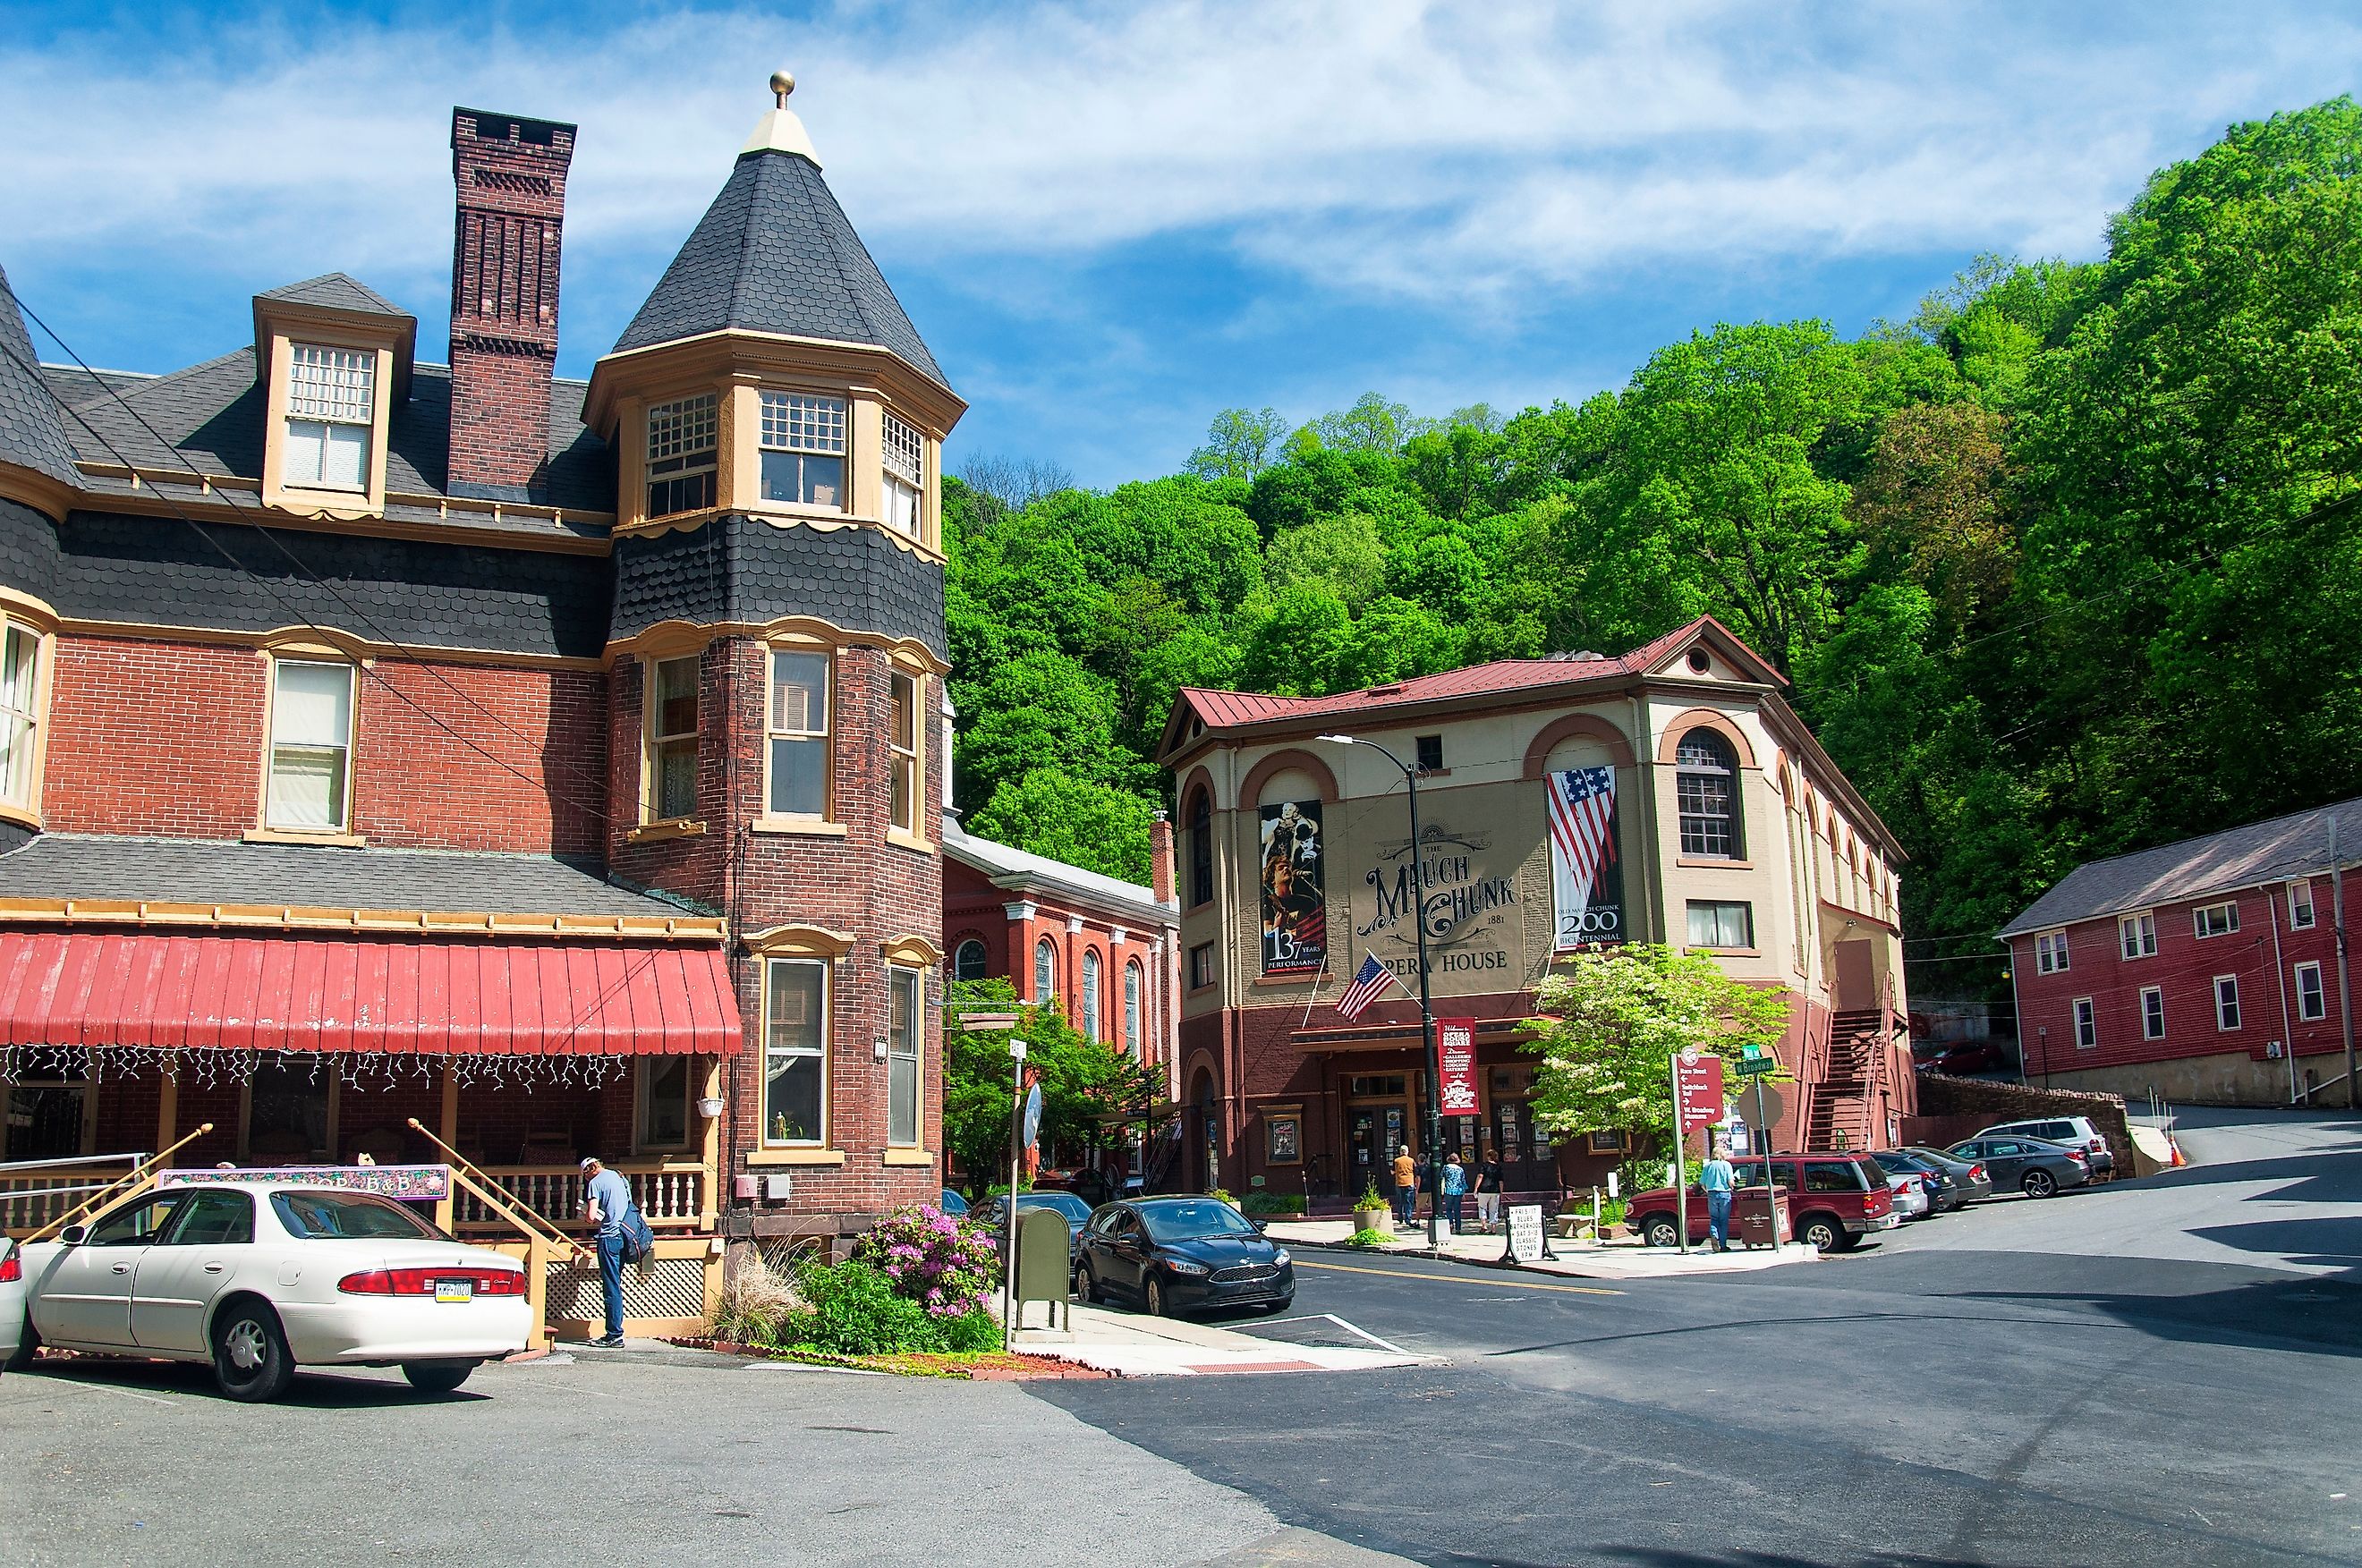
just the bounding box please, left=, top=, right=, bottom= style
left=155, top=1075, right=178, bottom=1165
left=434, top=1064, right=461, bottom=1233
left=700, top=1056, right=722, bottom=1229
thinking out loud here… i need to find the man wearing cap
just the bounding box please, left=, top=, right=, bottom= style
left=581, top=1157, right=633, bottom=1347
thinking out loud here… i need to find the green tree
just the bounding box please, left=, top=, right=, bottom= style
left=1267, top=510, right=1388, bottom=606
left=967, top=769, right=1157, bottom=885
left=1188, top=407, right=1290, bottom=480
left=940, top=979, right=1165, bottom=1193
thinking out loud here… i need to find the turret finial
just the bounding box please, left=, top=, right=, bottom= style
left=770, top=71, right=795, bottom=107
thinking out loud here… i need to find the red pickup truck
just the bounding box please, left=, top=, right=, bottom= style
left=1628, top=1152, right=1899, bottom=1253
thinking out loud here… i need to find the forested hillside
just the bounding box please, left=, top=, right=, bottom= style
left=942, top=99, right=2362, bottom=999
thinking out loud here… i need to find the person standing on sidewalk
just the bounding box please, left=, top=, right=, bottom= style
left=1391, top=1144, right=1418, bottom=1229
left=581, top=1156, right=636, bottom=1346
left=1699, top=1142, right=1736, bottom=1252
left=1440, top=1152, right=1468, bottom=1232
left=1474, top=1147, right=1504, bottom=1232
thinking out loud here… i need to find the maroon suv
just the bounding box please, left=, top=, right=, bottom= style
left=1628, top=1152, right=1899, bottom=1253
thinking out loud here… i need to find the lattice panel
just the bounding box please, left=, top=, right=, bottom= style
left=546, top=1254, right=708, bottom=1321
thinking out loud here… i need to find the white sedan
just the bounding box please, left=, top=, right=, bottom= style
left=0, top=1238, right=25, bottom=1374
left=11, top=1180, right=531, bottom=1400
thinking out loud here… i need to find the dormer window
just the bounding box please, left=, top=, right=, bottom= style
left=646, top=394, right=718, bottom=519
left=282, top=345, right=375, bottom=492
left=882, top=411, right=924, bottom=537
left=760, top=393, right=845, bottom=507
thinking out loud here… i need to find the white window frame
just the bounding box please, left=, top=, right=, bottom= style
left=2140, top=986, right=2165, bottom=1040
left=759, top=391, right=848, bottom=509
left=888, top=671, right=922, bottom=835
left=282, top=343, right=375, bottom=494
left=2035, top=930, right=2069, bottom=974
left=1125, top=959, right=1143, bottom=1055
left=2289, top=879, right=2316, bottom=930
left=2213, top=974, right=2241, bottom=1032
left=882, top=411, right=924, bottom=538
left=764, top=648, right=832, bottom=820
left=2194, top=902, right=2239, bottom=939
left=644, top=394, right=718, bottom=519
left=2119, top=911, right=2157, bottom=960
left=645, top=654, right=701, bottom=824
left=2072, top=996, right=2097, bottom=1050
left=953, top=938, right=988, bottom=983
left=634, top=1056, right=694, bottom=1154
left=2296, top=961, right=2326, bottom=1022
left=1082, top=948, right=1102, bottom=1041
left=760, top=957, right=828, bottom=1148
left=265, top=658, right=356, bottom=835
left=1033, top=937, right=1057, bottom=1005
left=887, top=963, right=922, bottom=1148
left=0, top=620, right=43, bottom=811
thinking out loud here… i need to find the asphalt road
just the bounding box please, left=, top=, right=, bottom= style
left=1033, top=1107, right=2362, bottom=1567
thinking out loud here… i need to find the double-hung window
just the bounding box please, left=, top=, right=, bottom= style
left=762, top=958, right=827, bottom=1146
left=2297, top=961, right=2326, bottom=1022
left=887, top=965, right=922, bottom=1146
left=888, top=672, right=922, bottom=835
left=645, top=394, right=718, bottom=518
left=0, top=623, right=40, bottom=809
left=760, top=393, right=845, bottom=507
left=2035, top=930, right=2069, bottom=974
left=2195, top=902, right=2239, bottom=939
left=283, top=345, right=374, bottom=492
left=2213, top=974, right=2241, bottom=1031
left=2290, top=880, right=2316, bottom=930
left=2140, top=986, right=2165, bottom=1040
left=1674, top=730, right=1742, bottom=858
left=267, top=660, right=354, bottom=833
left=2119, top=911, right=2156, bottom=960
left=2072, top=996, right=2097, bottom=1049
left=882, top=411, right=924, bottom=537
left=648, top=655, right=700, bottom=822
left=766, top=650, right=830, bottom=818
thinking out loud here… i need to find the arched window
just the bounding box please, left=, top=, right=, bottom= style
left=1125, top=960, right=1143, bottom=1056
left=1185, top=786, right=1213, bottom=908
left=953, top=939, right=988, bottom=983
left=1033, top=937, right=1057, bottom=1004
left=1675, top=728, right=1742, bottom=859
left=1083, top=948, right=1103, bottom=1040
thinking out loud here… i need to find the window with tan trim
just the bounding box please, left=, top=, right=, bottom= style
left=266, top=659, right=355, bottom=833
left=888, top=964, right=922, bottom=1146
left=760, top=392, right=846, bottom=507
left=882, top=411, right=924, bottom=538
left=646, top=655, right=701, bottom=822
left=283, top=344, right=374, bottom=492
left=762, top=957, right=828, bottom=1146
left=0, top=622, right=42, bottom=810
left=766, top=649, right=831, bottom=818
left=889, top=670, right=922, bottom=835
left=645, top=394, right=718, bottom=519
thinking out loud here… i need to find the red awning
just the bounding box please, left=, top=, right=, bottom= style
left=0, top=930, right=741, bottom=1056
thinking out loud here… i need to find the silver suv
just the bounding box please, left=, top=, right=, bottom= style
left=1975, top=1116, right=2114, bottom=1176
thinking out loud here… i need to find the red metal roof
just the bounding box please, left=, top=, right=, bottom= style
left=0, top=930, right=741, bottom=1055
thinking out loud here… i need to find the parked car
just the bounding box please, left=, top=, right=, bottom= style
left=973, top=1191, right=1095, bottom=1267
left=1901, top=1146, right=1995, bottom=1204
left=0, top=1238, right=24, bottom=1374
left=1974, top=1117, right=2115, bottom=1177
left=13, top=1181, right=531, bottom=1401
left=1883, top=1169, right=1933, bottom=1220
left=938, top=1189, right=969, bottom=1216
left=1948, top=1135, right=2091, bottom=1199
left=1630, top=1153, right=1899, bottom=1253
left=1073, top=1195, right=1294, bottom=1317
left=1923, top=1039, right=2015, bottom=1076
left=1871, top=1150, right=1965, bottom=1213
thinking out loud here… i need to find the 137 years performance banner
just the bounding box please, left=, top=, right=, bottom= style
left=1260, top=799, right=1327, bottom=973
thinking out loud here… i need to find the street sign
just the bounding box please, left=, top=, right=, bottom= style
left=1437, top=1018, right=1480, bottom=1114
left=1734, top=1055, right=1779, bottom=1076
left=1507, top=1204, right=1545, bottom=1264
left=1673, top=1050, right=1726, bottom=1132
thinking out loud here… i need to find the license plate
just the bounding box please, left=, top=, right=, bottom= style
left=434, top=1279, right=475, bottom=1303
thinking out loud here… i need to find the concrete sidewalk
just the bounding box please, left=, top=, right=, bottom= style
left=1013, top=1301, right=1428, bottom=1377
left=1262, top=1216, right=1818, bottom=1281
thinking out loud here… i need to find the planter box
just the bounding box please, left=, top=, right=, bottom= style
left=1353, top=1206, right=1390, bottom=1233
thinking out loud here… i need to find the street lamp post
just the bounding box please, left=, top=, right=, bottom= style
left=1317, top=733, right=1445, bottom=1248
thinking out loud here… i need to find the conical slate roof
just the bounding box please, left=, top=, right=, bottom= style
left=613, top=149, right=947, bottom=389
left=0, top=264, right=82, bottom=487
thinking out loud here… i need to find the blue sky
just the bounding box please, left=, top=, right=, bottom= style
left=3, top=1, right=2358, bottom=487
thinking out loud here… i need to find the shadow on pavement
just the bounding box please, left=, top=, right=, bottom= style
left=23, top=1355, right=485, bottom=1407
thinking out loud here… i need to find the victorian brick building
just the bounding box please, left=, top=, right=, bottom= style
left=0, top=82, right=962, bottom=1334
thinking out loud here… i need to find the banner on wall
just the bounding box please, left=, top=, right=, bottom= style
left=1437, top=1017, right=1481, bottom=1114
left=1546, top=766, right=1623, bottom=948
left=1259, top=800, right=1328, bottom=973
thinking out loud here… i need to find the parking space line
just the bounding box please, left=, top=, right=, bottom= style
left=27, top=1372, right=176, bottom=1406
left=1261, top=1312, right=1422, bottom=1357
left=1295, top=1259, right=1623, bottom=1296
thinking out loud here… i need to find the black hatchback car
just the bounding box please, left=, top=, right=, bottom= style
left=1074, top=1196, right=1296, bottom=1318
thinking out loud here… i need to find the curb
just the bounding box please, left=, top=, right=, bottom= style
left=1276, top=1233, right=1811, bottom=1282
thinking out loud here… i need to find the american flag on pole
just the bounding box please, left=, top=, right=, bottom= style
left=1334, top=951, right=1401, bottom=1021
left=1547, top=765, right=1619, bottom=945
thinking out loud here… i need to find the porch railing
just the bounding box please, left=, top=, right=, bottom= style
left=3, top=1162, right=135, bottom=1237
left=455, top=1161, right=709, bottom=1234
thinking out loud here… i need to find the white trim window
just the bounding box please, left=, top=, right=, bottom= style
left=1125, top=959, right=1143, bottom=1055
left=2035, top=930, right=2069, bottom=974
left=2140, top=986, right=2165, bottom=1040
left=284, top=344, right=374, bottom=491
left=2073, top=996, right=2097, bottom=1049
left=953, top=939, right=988, bottom=982
left=887, top=964, right=922, bottom=1147
left=762, top=958, right=828, bottom=1146
left=267, top=659, right=355, bottom=832
left=766, top=650, right=830, bottom=818
left=760, top=392, right=846, bottom=507
left=2289, top=879, right=2316, bottom=930
left=1034, top=937, right=1057, bottom=1005
left=2213, top=974, right=2241, bottom=1031
left=882, top=411, right=924, bottom=538
left=647, top=655, right=700, bottom=822
left=888, top=671, right=922, bottom=835
left=2296, top=961, right=2326, bottom=1022
left=636, top=1056, right=692, bottom=1153
left=0, top=622, right=39, bottom=807
left=2195, top=902, right=2239, bottom=939
left=1082, top=948, right=1102, bottom=1041
left=2119, top=911, right=2157, bottom=960
left=645, top=394, right=718, bottom=518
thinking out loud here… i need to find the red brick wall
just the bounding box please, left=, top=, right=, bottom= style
left=47, top=636, right=265, bottom=838
left=446, top=109, right=572, bottom=493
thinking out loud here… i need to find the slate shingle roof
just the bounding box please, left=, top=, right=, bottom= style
left=1997, top=797, right=2362, bottom=938
left=613, top=149, right=947, bottom=389
left=0, top=833, right=681, bottom=919
left=0, top=264, right=82, bottom=487
left=257, top=273, right=411, bottom=318
left=613, top=513, right=945, bottom=657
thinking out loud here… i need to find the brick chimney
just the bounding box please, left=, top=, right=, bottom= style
left=1150, top=809, right=1175, bottom=903
left=447, top=107, right=574, bottom=496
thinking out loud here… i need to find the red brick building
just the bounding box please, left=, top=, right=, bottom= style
left=2001, top=799, right=2358, bottom=1106
left=0, top=83, right=963, bottom=1333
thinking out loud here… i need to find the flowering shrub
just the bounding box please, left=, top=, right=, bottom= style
left=852, top=1203, right=1000, bottom=1320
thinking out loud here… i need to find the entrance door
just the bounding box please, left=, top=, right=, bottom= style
left=1833, top=940, right=1877, bottom=1012
left=1343, top=1073, right=1413, bottom=1198
left=1489, top=1067, right=1559, bottom=1193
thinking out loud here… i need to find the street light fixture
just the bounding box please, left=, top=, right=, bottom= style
left=1315, top=732, right=1445, bottom=1248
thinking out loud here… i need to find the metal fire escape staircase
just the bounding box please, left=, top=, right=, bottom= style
left=1804, top=1010, right=1891, bottom=1151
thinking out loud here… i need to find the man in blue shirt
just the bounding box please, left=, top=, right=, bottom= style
left=582, top=1157, right=635, bottom=1346
left=1698, top=1141, right=1737, bottom=1252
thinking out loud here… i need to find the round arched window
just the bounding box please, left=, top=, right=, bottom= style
left=953, top=939, right=988, bottom=983
left=1675, top=728, right=1741, bottom=858
left=1033, top=937, right=1058, bottom=1004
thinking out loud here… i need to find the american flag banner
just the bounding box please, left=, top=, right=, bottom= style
left=1334, top=951, right=1401, bottom=1021
left=1547, top=765, right=1623, bottom=948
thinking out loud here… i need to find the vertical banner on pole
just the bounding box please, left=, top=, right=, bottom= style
left=1436, top=1018, right=1480, bottom=1115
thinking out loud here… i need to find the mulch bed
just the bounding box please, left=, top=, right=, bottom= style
left=666, top=1337, right=1117, bottom=1380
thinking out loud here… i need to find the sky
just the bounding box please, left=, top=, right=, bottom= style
left=2, top=1, right=2358, bottom=487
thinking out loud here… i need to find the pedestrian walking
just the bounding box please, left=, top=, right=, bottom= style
left=1440, top=1152, right=1467, bottom=1231
left=1391, top=1144, right=1418, bottom=1228
left=581, top=1156, right=640, bottom=1346
left=1699, top=1141, right=1736, bottom=1252
left=1474, top=1147, right=1504, bottom=1231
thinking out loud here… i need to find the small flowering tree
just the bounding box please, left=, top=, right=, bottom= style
left=852, top=1203, right=1000, bottom=1320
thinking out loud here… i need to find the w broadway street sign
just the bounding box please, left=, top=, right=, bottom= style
left=1673, top=1050, right=1726, bottom=1132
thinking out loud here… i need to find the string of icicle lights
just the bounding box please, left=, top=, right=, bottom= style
left=0, top=1044, right=632, bottom=1094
